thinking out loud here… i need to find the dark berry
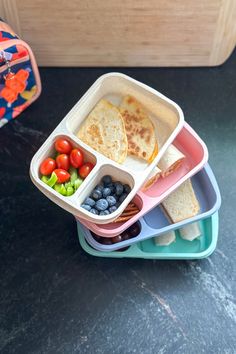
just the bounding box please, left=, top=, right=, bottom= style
left=119, top=193, right=128, bottom=203
left=127, top=222, right=141, bottom=238
left=84, top=197, right=95, bottom=207
left=81, top=204, right=91, bottom=211
left=111, top=235, right=122, bottom=244
left=107, top=183, right=115, bottom=194
left=116, top=201, right=121, bottom=209
left=102, top=187, right=111, bottom=198
left=106, top=195, right=117, bottom=207
left=123, top=184, right=131, bottom=194
left=99, top=210, right=110, bottom=215
left=90, top=208, right=99, bottom=215
left=91, top=232, right=101, bottom=241
left=121, top=232, right=130, bottom=241
left=109, top=205, right=117, bottom=213
left=100, top=238, right=112, bottom=245
left=91, top=189, right=102, bottom=200
left=115, top=182, right=124, bottom=196
left=102, top=175, right=112, bottom=185
left=95, top=183, right=104, bottom=192
left=95, top=198, right=109, bottom=211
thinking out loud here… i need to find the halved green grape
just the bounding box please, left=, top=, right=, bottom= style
left=69, top=167, right=78, bottom=185
left=47, top=171, right=58, bottom=187
left=41, top=175, right=49, bottom=184
left=74, top=178, right=83, bottom=190
left=65, top=181, right=72, bottom=189
left=66, top=186, right=74, bottom=196
left=54, top=183, right=67, bottom=196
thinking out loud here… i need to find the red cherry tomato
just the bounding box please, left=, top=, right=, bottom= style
left=54, top=169, right=70, bottom=183
left=55, top=138, right=72, bottom=154
left=70, top=148, right=84, bottom=168
left=40, top=158, right=56, bottom=176
left=79, top=162, right=95, bottom=178
left=56, top=154, right=70, bottom=171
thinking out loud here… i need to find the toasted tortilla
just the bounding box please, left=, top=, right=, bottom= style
left=120, top=95, right=158, bottom=162
left=77, top=99, right=128, bottom=163
left=158, top=144, right=185, bottom=177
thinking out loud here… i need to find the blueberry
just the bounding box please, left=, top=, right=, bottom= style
left=81, top=204, right=91, bottom=211
left=123, top=184, right=131, bottom=194
left=115, top=182, right=124, bottom=196
left=91, top=189, right=102, bottom=200
left=127, top=222, right=141, bottom=238
left=109, top=205, right=117, bottom=213
left=90, top=208, right=98, bottom=215
left=119, top=193, right=128, bottom=203
left=84, top=197, right=95, bottom=207
left=95, top=183, right=104, bottom=192
left=102, top=175, right=112, bottom=185
left=116, top=201, right=121, bottom=208
left=102, top=187, right=111, bottom=198
left=107, top=183, right=115, bottom=194
left=99, top=210, right=110, bottom=215
left=106, top=195, right=117, bottom=207
left=95, top=198, right=109, bottom=211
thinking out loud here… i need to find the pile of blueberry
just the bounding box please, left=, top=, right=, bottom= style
left=81, top=175, right=131, bottom=216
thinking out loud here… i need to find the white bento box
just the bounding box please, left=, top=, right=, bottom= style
left=30, top=73, right=184, bottom=224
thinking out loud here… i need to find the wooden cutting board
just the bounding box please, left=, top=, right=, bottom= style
left=1, top=0, right=236, bottom=66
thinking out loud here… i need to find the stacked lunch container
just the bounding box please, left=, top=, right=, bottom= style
left=30, top=73, right=221, bottom=260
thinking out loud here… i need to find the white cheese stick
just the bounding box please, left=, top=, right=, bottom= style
left=154, top=231, right=176, bottom=246
left=179, top=222, right=201, bottom=241
left=158, top=144, right=185, bottom=178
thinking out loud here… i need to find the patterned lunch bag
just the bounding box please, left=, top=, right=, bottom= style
left=0, top=18, right=41, bottom=128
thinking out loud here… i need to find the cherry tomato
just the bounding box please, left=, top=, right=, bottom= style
left=79, top=162, right=94, bottom=178
left=70, top=148, right=84, bottom=168
left=40, top=158, right=56, bottom=176
left=54, top=169, right=70, bottom=183
left=56, top=154, right=70, bottom=171
left=55, top=138, right=72, bottom=154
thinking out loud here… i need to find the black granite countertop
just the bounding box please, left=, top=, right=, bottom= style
left=1, top=50, right=236, bottom=354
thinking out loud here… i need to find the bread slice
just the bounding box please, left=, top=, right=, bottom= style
left=77, top=99, right=128, bottom=163
left=161, top=179, right=200, bottom=223
left=119, top=95, right=158, bottom=162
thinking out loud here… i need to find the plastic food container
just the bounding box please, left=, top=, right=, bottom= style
left=81, top=164, right=221, bottom=251
left=77, top=212, right=219, bottom=260
left=77, top=122, right=208, bottom=236
left=30, top=73, right=184, bottom=224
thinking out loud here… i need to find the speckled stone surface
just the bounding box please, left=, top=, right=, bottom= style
left=0, top=50, right=236, bottom=354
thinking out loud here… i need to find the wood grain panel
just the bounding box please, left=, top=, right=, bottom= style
left=1, top=0, right=235, bottom=66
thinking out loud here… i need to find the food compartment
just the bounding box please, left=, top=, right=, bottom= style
left=76, top=194, right=143, bottom=237
left=91, top=221, right=142, bottom=247
left=144, top=123, right=207, bottom=198
left=81, top=220, right=142, bottom=251
left=143, top=205, right=170, bottom=229
left=77, top=213, right=219, bottom=259
left=32, top=134, right=97, bottom=198
left=66, top=73, right=184, bottom=176
left=76, top=122, right=209, bottom=236
left=81, top=164, right=221, bottom=251
left=76, top=164, right=135, bottom=223
left=139, top=218, right=212, bottom=254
